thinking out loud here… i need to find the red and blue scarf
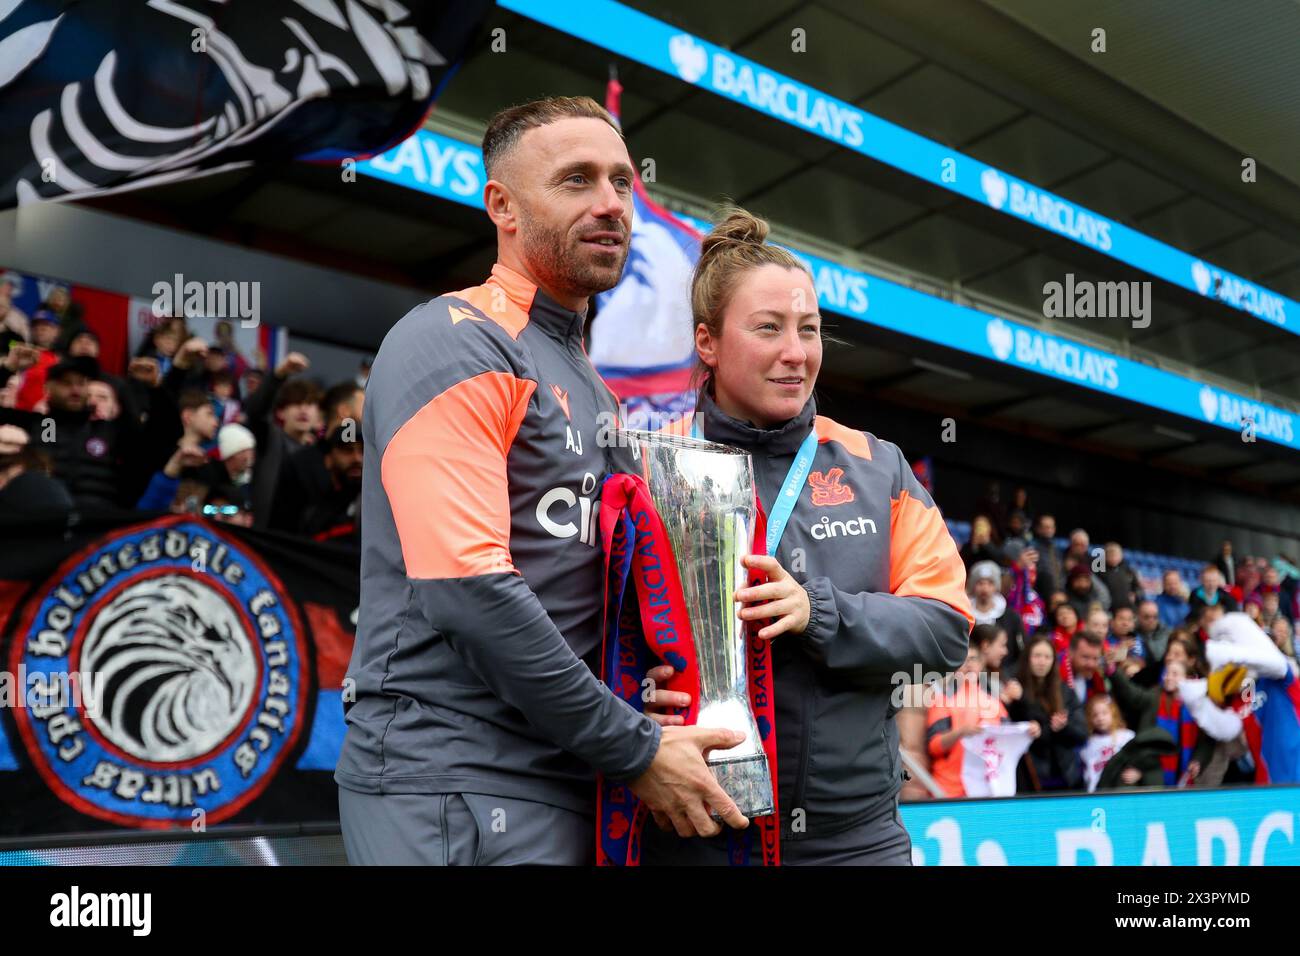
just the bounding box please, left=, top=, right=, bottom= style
left=1155, top=692, right=1198, bottom=785
left=595, top=472, right=780, bottom=866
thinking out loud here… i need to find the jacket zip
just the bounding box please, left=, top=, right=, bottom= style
left=790, top=671, right=814, bottom=829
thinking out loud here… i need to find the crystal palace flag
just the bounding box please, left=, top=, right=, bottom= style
left=0, top=0, right=492, bottom=208
left=589, top=75, right=702, bottom=424
left=0, top=512, right=357, bottom=836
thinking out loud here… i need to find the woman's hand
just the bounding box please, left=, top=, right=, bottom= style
left=1050, top=710, right=1069, bottom=733
left=735, top=555, right=810, bottom=640
left=1000, top=678, right=1023, bottom=704
left=1026, top=720, right=1042, bottom=739
left=642, top=664, right=691, bottom=728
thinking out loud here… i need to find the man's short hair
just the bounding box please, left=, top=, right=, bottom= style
left=1072, top=631, right=1103, bottom=650
left=275, top=379, right=323, bottom=411
left=321, top=380, right=362, bottom=417
left=482, top=96, right=622, bottom=181
left=178, top=389, right=210, bottom=415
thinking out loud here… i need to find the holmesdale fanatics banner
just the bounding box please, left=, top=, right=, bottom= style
left=0, top=513, right=357, bottom=837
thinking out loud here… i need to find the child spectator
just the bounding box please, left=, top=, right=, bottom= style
left=1081, top=695, right=1135, bottom=792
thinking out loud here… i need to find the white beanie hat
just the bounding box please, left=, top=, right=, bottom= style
left=967, top=559, right=1003, bottom=594
left=218, top=423, right=256, bottom=461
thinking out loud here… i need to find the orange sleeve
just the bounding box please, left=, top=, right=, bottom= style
left=891, top=490, right=976, bottom=629
left=926, top=702, right=954, bottom=758
left=381, top=370, right=536, bottom=580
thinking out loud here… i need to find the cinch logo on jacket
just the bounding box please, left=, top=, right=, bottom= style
left=536, top=473, right=601, bottom=546
left=809, top=514, right=878, bottom=539
left=808, top=467, right=854, bottom=506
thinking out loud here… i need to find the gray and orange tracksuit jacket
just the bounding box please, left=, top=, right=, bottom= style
left=667, top=389, right=974, bottom=838
left=334, top=263, right=660, bottom=813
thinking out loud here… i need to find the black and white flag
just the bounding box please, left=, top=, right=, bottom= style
left=0, top=0, right=493, bottom=208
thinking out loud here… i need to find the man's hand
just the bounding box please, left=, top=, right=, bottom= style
left=737, top=554, right=810, bottom=640
left=1120, top=767, right=1142, bottom=785
left=629, top=725, right=749, bottom=838
left=127, top=356, right=161, bottom=387
left=173, top=336, right=208, bottom=370
left=163, top=441, right=208, bottom=478
left=0, top=424, right=29, bottom=454
left=4, top=343, right=39, bottom=373
left=275, top=352, right=310, bottom=379
left=643, top=664, right=689, bottom=727
left=938, top=722, right=983, bottom=754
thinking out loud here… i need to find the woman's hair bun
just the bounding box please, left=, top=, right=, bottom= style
left=699, top=206, right=770, bottom=260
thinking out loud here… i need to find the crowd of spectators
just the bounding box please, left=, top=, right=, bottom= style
left=4, top=278, right=1295, bottom=802
left=923, top=483, right=1300, bottom=799
left=0, top=279, right=366, bottom=541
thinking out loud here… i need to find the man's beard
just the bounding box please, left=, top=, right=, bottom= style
left=518, top=204, right=628, bottom=301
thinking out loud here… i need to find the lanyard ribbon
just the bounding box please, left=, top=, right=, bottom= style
left=595, top=471, right=780, bottom=866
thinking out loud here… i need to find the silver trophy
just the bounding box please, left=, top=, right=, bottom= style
left=621, top=429, right=775, bottom=818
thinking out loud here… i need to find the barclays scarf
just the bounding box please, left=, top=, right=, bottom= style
left=595, top=471, right=780, bottom=866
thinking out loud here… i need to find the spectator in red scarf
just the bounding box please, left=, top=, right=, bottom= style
left=11, top=309, right=62, bottom=410
left=1061, top=631, right=1108, bottom=705
left=1049, top=601, right=1081, bottom=656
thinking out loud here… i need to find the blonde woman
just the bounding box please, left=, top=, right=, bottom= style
left=643, top=208, right=973, bottom=865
